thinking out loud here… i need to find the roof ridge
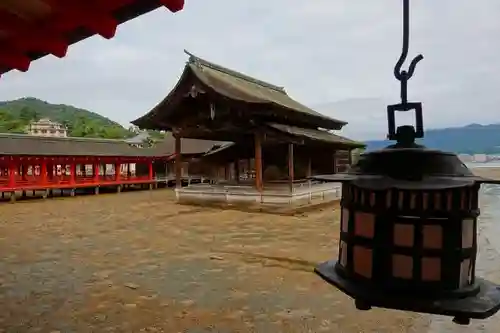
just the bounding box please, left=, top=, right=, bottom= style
left=184, top=50, right=286, bottom=94
left=0, top=133, right=128, bottom=143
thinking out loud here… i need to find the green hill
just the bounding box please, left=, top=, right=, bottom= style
left=0, top=97, right=133, bottom=139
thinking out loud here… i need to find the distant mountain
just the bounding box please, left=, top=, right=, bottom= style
left=0, top=97, right=133, bottom=139
left=316, top=96, right=500, bottom=154
left=365, top=123, right=500, bottom=154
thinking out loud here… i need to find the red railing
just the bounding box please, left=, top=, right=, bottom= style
left=0, top=174, right=156, bottom=191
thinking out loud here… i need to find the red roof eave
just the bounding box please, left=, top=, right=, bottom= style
left=0, top=0, right=184, bottom=77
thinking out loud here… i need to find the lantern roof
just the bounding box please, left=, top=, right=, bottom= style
left=0, top=0, right=184, bottom=76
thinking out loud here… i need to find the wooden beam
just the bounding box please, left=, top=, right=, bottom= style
left=288, top=143, right=294, bottom=193
left=254, top=132, right=263, bottom=192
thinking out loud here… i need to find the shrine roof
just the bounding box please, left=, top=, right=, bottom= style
left=0, top=133, right=166, bottom=157
left=132, top=51, right=348, bottom=131
left=202, top=124, right=365, bottom=158
left=152, top=135, right=230, bottom=156
left=267, top=123, right=365, bottom=149
left=0, top=0, right=184, bottom=76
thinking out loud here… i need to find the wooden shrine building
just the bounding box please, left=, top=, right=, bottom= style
left=0, top=133, right=170, bottom=202
left=133, top=51, right=365, bottom=207
left=151, top=135, right=228, bottom=186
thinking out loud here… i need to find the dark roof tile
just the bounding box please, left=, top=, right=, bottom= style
left=0, top=133, right=163, bottom=157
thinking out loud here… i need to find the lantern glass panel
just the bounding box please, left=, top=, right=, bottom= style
left=392, top=254, right=413, bottom=279
left=354, top=212, right=375, bottom=238
left=434, top=193, right=442, bottom=210
left=340, top=241, right=348, bottom=267
left=341, top=209, right=349, bottom=233
left=353, top=245, right=373, bottom=278
left=423, top=225, right=443, bottom=249
left=385, top=192, right=392, bottom=207
left=394, top=224, right=414, bottom=247
left=423, top=192, right=429, bottom=209
left=459, top=259, right=472, bottom=288
left=422, top=257, right=441, bottom=281
left=462, top=219, right=474, bottom=249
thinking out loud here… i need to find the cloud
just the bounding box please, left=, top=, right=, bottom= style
left=1, top=0, right=500, bottom=137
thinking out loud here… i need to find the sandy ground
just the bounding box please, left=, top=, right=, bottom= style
left=472, top=167, right=500, bottom=180
left=0, top=189, right=431, bottom=332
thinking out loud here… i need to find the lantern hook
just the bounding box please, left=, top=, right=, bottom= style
left=393, top=0, right=423, bottom=104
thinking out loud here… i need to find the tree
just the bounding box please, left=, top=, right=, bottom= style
left=19, top=107, right=38, bottom=122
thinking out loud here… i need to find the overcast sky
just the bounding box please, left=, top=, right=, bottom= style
left=1, top=0, right=500, bottom=140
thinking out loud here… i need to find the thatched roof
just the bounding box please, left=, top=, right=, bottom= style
left=132, top=51, right=347, bottom=131
left=0, top=133, right=164, bottom=157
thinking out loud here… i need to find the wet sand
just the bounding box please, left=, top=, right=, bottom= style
left=2, top=183, right=500, bottom=332
left=472, top=166, right=500, bottom=180
left=0, top=189, right=429, bottom=332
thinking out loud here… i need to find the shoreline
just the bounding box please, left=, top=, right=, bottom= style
left=471, top=165, right=500, bottom=179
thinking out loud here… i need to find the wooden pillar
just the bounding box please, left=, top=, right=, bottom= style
left=40, top=160, right=48, bottom=185
left=234, top=160, right=240, bottom=183
left=333, top=151, right=337, bottom=174
left=8, top=162, right=16, bottom=202
left=148, top=160, right=154, bottom=180
left=69, top=162, right=76, bottom=185
left=93, top=162, right=100, bottom=183
left=348, top=149, right=353, bottom=165
left=254, top=133, right=263, bottom=192
left=306, top=154, right=312, bottom=178
left=175, top=135, right=182, bottom=189
left=115, top=162, right=121, bottom=181
left=21, top=164, right=27, bottom=180
left=8, top=162, right=16, bottom=188
left=288, top=143, right=294, bottom=193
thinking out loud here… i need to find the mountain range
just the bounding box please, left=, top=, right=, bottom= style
left=363, top=123, right=500, bottom=154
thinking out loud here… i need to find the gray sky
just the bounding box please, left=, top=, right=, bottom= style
left=1, top=0, right=500, bottom=140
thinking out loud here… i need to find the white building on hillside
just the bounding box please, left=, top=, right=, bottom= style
left=27, top=118, right=68, bottom=137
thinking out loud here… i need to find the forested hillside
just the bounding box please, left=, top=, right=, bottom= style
left=0, top=97, right=133, bottom=139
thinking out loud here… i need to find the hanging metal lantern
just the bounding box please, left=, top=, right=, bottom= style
left=313, top=0, right=500, bottom=325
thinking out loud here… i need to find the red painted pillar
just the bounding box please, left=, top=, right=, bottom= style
left=40, top=160, right=48, bottom=185
left=93, top=162, right=100, bottom=183
left=70, top=162, right=76, bottom=185
left=148, top=161, right=154, bottom=180
left=8, top=162, right=16, bottom=188
left=115, top=163, right=121, bottom=182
